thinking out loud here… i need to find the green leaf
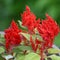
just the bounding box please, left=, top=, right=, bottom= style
left=18, top=20, right=28, bottom=30
left=20, top=32, right=30, bottom=41
left=14, top=54, right=25, bottom=60
left=0, top=47, right=5, bottom=54
left=0, top=55, right=4, bottom=60
left=13, top=45, right=32, bottom=53
left=25, top=52, right=40, bottom=60
left=13, top=47, right=22, bottom=53
left=48, top=55, right=60, bottom=60
left=32, top=34, right=43, bottom=41
left=18, top=45, right=32, bottom=51
left=20, top=32, right=43, bottom=42
left=48, top=48, right=60, bottom=54
left=0, top=34, right=5, bottom=44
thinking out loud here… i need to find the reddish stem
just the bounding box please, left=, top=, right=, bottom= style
left=40, top=50, right=44, bottom=60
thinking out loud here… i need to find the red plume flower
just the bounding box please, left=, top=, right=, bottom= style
left=37, top=14, right=59, bottom=48
left=21, top=6, right=40, bottom=32
left=4, top=20, right=22, bottom=52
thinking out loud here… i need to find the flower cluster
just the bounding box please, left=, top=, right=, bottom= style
left=4, top=6, right=59, bottom=60
left=4, top=20, right=22, bottom=52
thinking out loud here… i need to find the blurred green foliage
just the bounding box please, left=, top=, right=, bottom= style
left=0, top=0, right=60, bottom=46
left=0, top=0, right=60, bottom=30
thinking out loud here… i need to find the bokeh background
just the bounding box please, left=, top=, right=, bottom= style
left=0, top=0, right=60, bottom=46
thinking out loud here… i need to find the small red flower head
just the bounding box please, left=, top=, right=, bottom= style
left=37, top=14, right=59, bottom=48
left=4, top=20, right=22, bottom=52
left=21, top=6, right=37, bottom=32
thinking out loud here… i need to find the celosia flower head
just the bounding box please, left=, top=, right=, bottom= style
left=21, top=6, right=39, bottom=32
left=5, top=20, right=22, bottom=52
left=37, top=14, right=59, bottom=48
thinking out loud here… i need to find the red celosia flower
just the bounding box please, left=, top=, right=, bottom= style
left=4, top=20, right=22, bottom=52
left=37, top=14, right=59, bottom=48
left=21, top=6, right=40, bottom=32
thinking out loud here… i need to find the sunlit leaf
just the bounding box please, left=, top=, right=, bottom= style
left=0, top=47, right=5, bottom=54
left=48, top=48, right=60, bottom=54
left=20, top=32, right=30, bottom=41
left=13, top=45, right=32, bottom=53
left=48, top=55, right=60, bottom=60
left=20, top=32, right=43, bottom=42
left=14, top=54, right=25, bottom=60
left=25, top=52, right=40, bottom=60
left=32, top=34, right=43, bottom=41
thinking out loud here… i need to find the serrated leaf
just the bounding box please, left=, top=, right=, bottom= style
left=48, top=48, right=60, bottom=54
left=48, top=55, right=60, bottom=60
left=0, top=47, right=5, bottom=54
left=25, top=52, right=40, bottom=60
